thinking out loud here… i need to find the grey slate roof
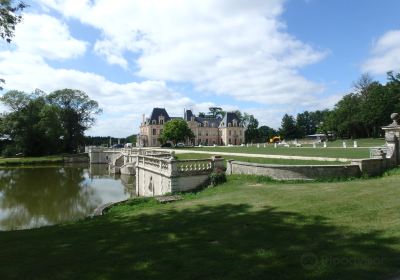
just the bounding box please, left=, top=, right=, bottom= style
left=149, top=108, right=171, bottom=124
left=219, top=112, right=241, bottom=128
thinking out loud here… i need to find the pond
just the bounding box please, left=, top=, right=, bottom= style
left=0, top=164, right=135, bottom=231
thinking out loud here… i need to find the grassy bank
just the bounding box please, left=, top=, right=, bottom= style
left=175, top=153, right=347, bottom=165
left=0, top=156, right=64, bottom=166
left=1, top=169, right=400, bottom=279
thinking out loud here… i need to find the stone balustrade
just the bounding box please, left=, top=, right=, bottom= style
left=135, top=155, right=224, bottom=196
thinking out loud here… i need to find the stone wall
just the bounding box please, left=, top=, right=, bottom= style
left=226, top=160, right=362, bottom=180
left=226, top=157, right=394, bottom=180
left=135, top=155, right=224, bottom=197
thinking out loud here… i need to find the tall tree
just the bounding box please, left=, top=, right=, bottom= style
left=0, top=0, right=27, bottom=90
left=244, top=114, right=259, bottom=143
left=0, top=0, right=26, bottom=43
left=280, top=114, right=297, bottom=140
left=47, top=89, right=102, bottom=153
left=208, top=107, right=225, bottom=118
left=160, top=119, right=194, bottom=145
left=0, top=90, right=62, bottom=156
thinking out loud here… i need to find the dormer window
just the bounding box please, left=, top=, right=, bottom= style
left=204, top=121, right=208, bottom=127
left=159, top=116, right=164, bottom=125
left=221, top=122, right=225, bottom=127
left=233, top=119, right=237, bottom=127
left=152, top=120, right=156, bottom=125
left=228, top=123, right=232, bottom=127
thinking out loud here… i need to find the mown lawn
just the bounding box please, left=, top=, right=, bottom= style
left=1, top=169, right=400, bottom=279
left=182, top=146, right=370, bottom=159
left=175, top=153, right=347, bottom=165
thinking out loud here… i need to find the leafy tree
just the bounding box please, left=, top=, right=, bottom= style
left=160, top=119, right=194, bottom=145
left=258, top=126, right=277, bottom=142
left=198, top=112, right=206, bottom=118
left=0, top=89, right=102, bottom=156
left=0, top=0, right=26, bottom=43
left=208, top=107, right=225, bottom=118
left=1, top=1, right=27, bottom=90
left=244, top=114, right=259, bottom=143
left=47, top=89, right=102, bottom=153
left=0, top=90, right=61, bottom=156
left=280, top=114, right=297, bottom=140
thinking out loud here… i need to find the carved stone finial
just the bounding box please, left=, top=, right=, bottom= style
left=390, top=113, right=400, bottom=126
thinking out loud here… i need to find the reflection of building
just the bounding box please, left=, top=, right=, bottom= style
left=139, top=108, right=246, bottom=147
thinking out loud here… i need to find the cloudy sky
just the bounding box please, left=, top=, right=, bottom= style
left=1, top=0, right=400, bottom=137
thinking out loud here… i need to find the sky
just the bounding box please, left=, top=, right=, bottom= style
left=0, top=0, right=399, bottom=137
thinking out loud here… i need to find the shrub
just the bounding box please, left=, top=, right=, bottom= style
left=209, top=167, right=227, bottom=187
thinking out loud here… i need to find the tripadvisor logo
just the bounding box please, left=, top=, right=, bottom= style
left=301, top=253, right=318, bottom=270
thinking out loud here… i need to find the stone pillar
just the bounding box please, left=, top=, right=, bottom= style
left=212, top=156, right=225, bottom=170
left=382, top=113, right=400, bottom=167
left=226, top=160, right=233, bottom=175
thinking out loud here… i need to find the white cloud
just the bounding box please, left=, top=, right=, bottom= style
left=0, top=50, right=228, bottom=136
left=37, top=0, right=328, bottom=106
left=10, top=13, right=88, bottom=60
left=362, top=30, right=400, bottom=74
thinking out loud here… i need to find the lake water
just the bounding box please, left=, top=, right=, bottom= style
left=0, top=164, right=135, bottom=231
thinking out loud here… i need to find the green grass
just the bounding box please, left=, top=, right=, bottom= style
left=175, top=153, right=348, bottom=165
left=182, top=145, right=370, bottom=159
left=0, top=156, right=64, bottom=166
left=1, top=169, right=400, bottom=279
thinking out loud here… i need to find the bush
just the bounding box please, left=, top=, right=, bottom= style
left=1, top=145, right=20, bottom=157
left=209, top=167, right=227, bottom=187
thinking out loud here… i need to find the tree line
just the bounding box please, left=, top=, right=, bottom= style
left=0, top=89, right=102, bottom=156
left=279, top=72, right=400, bottom=140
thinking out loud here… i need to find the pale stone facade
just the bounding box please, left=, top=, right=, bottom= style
left=138, top=108, right=246, bottom=147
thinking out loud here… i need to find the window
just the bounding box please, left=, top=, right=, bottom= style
left=228, top=123, right=232, bottom=127
left=198, top=131, right=202, bottom=136
left=233, top=119, right=237, bottom=127
left=152, top=129, right=157, bottom=135
left=152, top=120, right=156, bottom=125
left=160, top=119, right=164, bottom=125
left=204, top=121, right=208, bottom=127
left=229, top=130, right=231, bottom=136
left=206, top=130, right=209, bottom=136
left=229, top=138, right=231, bottom=144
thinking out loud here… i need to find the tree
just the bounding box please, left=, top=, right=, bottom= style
left=280, top=114, right=297, bottom=140
left=0, top=0, right=26, bottom=43
left=208, top=107, right=225, bottom=118
left=0, top=90, right=62, bottom=156
left=0, top=89, right=102, bottom=156
left=47, top=89, right=102, bottom=153
left=244, top=114, right=259, bottom=143
left=1, top=0, right=27, bottom=91
left=160, top=119, right=194, bottom=145
left=258, top=126, right=277, bottom=142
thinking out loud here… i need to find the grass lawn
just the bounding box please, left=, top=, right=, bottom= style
left=1, top=169, right=400, bottom=279
left=0, top=156, right=64, bottom=166
left=182, top=146, right=370, bottom=159
left=175, top=153, right=347, bottom=165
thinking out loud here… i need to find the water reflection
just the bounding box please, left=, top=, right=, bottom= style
left=0, top=164, right=135, bottom=231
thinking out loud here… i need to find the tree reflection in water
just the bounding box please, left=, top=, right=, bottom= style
left=0, top=164, right=134, bottom=231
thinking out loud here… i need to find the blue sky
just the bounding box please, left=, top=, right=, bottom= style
left=1, top=0, right=399, bottom=137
